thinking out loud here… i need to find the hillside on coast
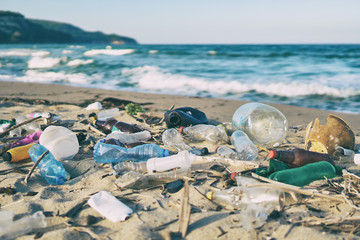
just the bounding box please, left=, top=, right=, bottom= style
left=0, top=11, right=138, bottom=44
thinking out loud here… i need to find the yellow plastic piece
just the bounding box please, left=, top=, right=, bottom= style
left=206, top=191, right=214, bottom=200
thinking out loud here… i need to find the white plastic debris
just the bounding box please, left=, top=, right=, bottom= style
left=88, top=191, right=133, bottom=222
left=86, top=101, right=102, bottom=110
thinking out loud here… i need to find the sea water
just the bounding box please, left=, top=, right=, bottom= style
left=0, top=44, right=359, bottom=114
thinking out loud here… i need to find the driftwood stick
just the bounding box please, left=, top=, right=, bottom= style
left=87, top=124, right=106, bottom=136
left=178, top=179, right=191, bottom=238
left=0, top=115, right=42, bottom=137
left=24, top=150, right=49, bottom=183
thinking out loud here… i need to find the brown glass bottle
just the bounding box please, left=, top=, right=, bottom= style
left=268, top=148, right=335, bottom=168
left=90, top=114, right=143, bottom=134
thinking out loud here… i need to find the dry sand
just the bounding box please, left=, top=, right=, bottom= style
left=1, top=81, right=360, bottom=240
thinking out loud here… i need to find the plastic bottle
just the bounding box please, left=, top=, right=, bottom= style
left=268, top=148, right=335, bottom=168
left=230, top=130, right=258, bottom=161
left=180, top=124, right=228, bottom=144
left=0, top=211, right=47, bottom=240
left=10, top=131, right=42, bottom=148
left=2, top=143, right=36, bottom=162
left=232, top=102, right=288, bottom=147
left=189, top=147, right=209, bottom=156
left=147, top=150, right=196, bottom=173
left=27, top=112, right=61, bottom=124
left=215, top=146, right=240, bottom=159
left=333, top=146, right=355, bottom=163
left=39, top=126, right=79, bottom=161
left=97, top=108, right=120, bottom=120
left=28, top=144, right=69, bottom=185
left=164, top=107, right=208, bottom=128
left=268, top=161, right=337, bottom=187
left=93, top=142, right=169, bottom=163
left=16, top=115, right=42, bottom=133
left=105, top=130, right=151, bottom=144
left=162, top=128, right=191, bottom=151
left=113, top=161, right=148, bottom=175
left=90, top=114, right=143, bottom=134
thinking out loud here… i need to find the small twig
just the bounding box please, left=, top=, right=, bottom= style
left=0, top=115, right=42, bottom=137
left=0, top=136, right=25, bottom=142
left=87, top=124, right=106, bottom=136
left=178, top=179, right=191, bottom=238
left=24, top=150, right=49, bottom=183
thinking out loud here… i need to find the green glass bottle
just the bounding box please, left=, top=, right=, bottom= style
left=268, top=161, right=336, bottom=187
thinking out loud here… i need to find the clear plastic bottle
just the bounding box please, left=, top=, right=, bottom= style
left=105, top=130, right=151, bottom=144
left=93, top=142, right=169, bottom=163
left=10, top=131, right=42, bottom=148
left=162, top=128, right=191, bottom=151
left=230, top=130, right=258, bottom=161
left=215, top=146, right=240, bottom=159
left=180, top=124, right=228, bottom=144
left=16, top=115, right=42, bottom=133
left=113, top=161, right=148, bottom=175
left=232, top=102, right=288, bottom=147
left=146, top=150, right=195, bottom=173
left=28, top=144, right=69, bottom=185
left=97, top=108, right=120, bottom=120
left=0, top=211, right=47, bottom=240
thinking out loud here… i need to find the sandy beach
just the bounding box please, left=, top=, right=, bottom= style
left=1, top=81, right=360, bottom=240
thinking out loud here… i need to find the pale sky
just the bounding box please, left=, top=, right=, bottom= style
left=2, top=0, right=360, bottom=44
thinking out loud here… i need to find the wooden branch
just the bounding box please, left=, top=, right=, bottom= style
left=178, top=179, right=191, bottom=238
left=24, top=150, right=49, bottom=183
left=87, top=124, right=106, bottom=136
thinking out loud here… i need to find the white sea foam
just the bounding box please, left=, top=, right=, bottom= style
left=208, top=51, right=217, bottom=55
left=28, top=57, right=67, bottom=69
left=62, top=50, right=73, bottom=54
left=149, top=50, right=158, bottom=54
left=83, top=49, right=135, bottom=56
left=66, top=59, right=94, bottom=67
left=122, top=65, right=360, bottom=98
left=0, top=49, right=50, bottom=57
left=69, top=45, right=85, bottom=48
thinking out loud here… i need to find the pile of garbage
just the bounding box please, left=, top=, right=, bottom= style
left=0, top=100, right=359, bottom=239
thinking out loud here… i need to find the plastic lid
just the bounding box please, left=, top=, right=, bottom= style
left=206, top=191, right=214, bottom=200
left=179, top=126, right=184, bottom=133
left=56, top=176, right=65, bottom=185
left=268, top=150, right=278, bottom=159
left=163, top=149, right=170, bottom=157
left=230, top=172, right=238, bottom=181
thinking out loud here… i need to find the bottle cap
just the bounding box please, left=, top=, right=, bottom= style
left=230, top=172, right=238, bottom=181
left=268, top=150, right=278, bottom=159
left=56, top=176, right=66, bottom=185
left=206, top=191, right=214, bottom=200
left=179, top=127, right=184, bottom=133
left=164, top=149, right=170, bottom=157
left=214, top=146, right=220, bottom=152
left=201, top=147, right=209, bottom=155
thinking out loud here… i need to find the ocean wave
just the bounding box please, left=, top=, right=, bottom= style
left=66, top=59, right=94, bottom=67
left=0, top=49, right=50, bottom=57
left=28, top=56, right=67, bottom=69
left=122, top=65, right=360, bottom=98
left=83, top=49, right=135, bottom=56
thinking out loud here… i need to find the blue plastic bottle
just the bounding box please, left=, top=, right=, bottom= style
left=28, top=144, right=68, bottom=185
left=93, top=142, right=170, bottom=163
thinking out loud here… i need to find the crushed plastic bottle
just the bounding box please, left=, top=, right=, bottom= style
left=269, top=161, right=337, bottom=187
left=10, top=131, right=42, bottom=148
left=93, top=142, right=169, bottom=163
left=164, top=107, right=208, bottom=128
left=28, top=144, right=69, bottom=185
left=232, top=102, right=288, bottom=147
left=215, top=146, right=240, bottom=159
left=0, top=211, right=47, bottom=240
left=9, top=115, right=41, bottom=137
left=113, top=161, right=148, bottom=175
left=268, top=148, right=335, bottom=168
left=230, top=130, right=258, bottom=161
left=180, top=124, right=228, bottom=144
left=90, top=113, right=143, bottom=134
left=105, top=130, right=151, bottom=145
left=189, top=147, right=209, bottom=156
left=162, top=128, right=191, bottom=151
left=2, top=143, right=36, bottom=162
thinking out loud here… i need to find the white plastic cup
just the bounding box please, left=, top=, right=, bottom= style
left=146, top=150, right=195, bottom=173
left=39, top=126, right=79, bottom=161
left=86, top=101, right=102, bottom=110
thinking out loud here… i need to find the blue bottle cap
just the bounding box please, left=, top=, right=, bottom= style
left=56, top=176, right=65, bottom=185
left=164, top=149, right=170, bottom=157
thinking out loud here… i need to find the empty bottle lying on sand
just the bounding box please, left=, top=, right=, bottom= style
left=0, top=131, right=42, bottom=155
left=215, top=146, right=240, bottom=159
left=9, top=115, right=42, bottom=137
left=105, top=130, right=152, bottom=145
left=0, top=211, right=47, bottom=240
left=206, top=176, right=283, bottom=230
left=115, top=168, right=191, bottom=190
left=93, top=142, right=169, bottom=163
left=90, top=113, right=143, bottom=134
left=179, top=124, right=228, bottom=144
left=112, top=150, right=195, bottom=175
left=28, top=144, right=69, bottom=185
left=230, top=130, right=258, bottom=161
left=232, top=102, right=288, bottom=147
left=164, top=107, right=208, bottom=128
left=269, top=161, right=337, bottom=187
left=162, top=128, right=191, bottom=151
left=267, top=148, right=335, bottom=168
left=27, top=112, right=61, bottom=124
left=2, top=143, right=36, bottom=162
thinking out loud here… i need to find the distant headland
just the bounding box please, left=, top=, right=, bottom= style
left=0, top=11, right=138, bottom=44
